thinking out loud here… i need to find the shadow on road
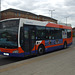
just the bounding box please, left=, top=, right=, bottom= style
left=0, top=55, right=37, bottom=66
left=0, top=48, right=66, bottom=66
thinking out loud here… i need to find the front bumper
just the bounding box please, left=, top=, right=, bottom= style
left=0, top=52, right=24, bottom=57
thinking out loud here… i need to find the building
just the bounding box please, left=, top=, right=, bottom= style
left=0, top=8, right=57, bottom=23
left=72, top=27, right=75, bottom=36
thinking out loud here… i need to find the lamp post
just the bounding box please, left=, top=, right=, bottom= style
left=0, top=0, right=1, bottom=20
left=65, top=16, right=69, bottom=26
left=49, top=10, right=55, bottom=18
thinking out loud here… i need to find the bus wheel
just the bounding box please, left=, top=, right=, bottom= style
left=64, top=42, right=67, bottom=49
left=38, top=45, right=44, bottom=55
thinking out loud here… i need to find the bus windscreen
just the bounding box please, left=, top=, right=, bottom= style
left=0, top=20, right=19, bottom=49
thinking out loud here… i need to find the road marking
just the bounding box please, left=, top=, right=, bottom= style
left=0, top=47, right=74, bottom=73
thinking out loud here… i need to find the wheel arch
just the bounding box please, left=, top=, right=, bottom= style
left=38, top=44, right=45, bottom=52
left=64, top=41, right=67, bottom=45
left=63, top=41, right=67, bottom=49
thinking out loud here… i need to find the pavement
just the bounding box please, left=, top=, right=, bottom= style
left=0, top=45, right=75, bottom=75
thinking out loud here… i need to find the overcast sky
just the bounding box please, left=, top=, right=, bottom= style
left=1, top=0, right=75, bottom=27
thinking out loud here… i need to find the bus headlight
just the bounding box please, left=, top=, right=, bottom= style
left=13, top=50, right=19, bottom=53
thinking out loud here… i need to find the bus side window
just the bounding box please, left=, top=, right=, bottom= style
left=46, top=27, right=50, bottom=39
left=67, top=29, right=71, bottom=38
left=62, top=29, right=67, bottom=39
left=50, top=28, right=55, bottom=40
left=54, top=28, right=62, bottom=39
left=36, top=26, right=45, bottom=40
left=46, top=27, right=55, bottom=40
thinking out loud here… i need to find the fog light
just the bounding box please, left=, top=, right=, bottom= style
left=13, top=50, right=18, bottom=53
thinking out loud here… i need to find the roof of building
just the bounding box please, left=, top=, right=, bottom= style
left=1, top=8, right=57, bottom=21
left=39, top=15, right=57, bottom=21
left=1, top=8, right=37, bottom=16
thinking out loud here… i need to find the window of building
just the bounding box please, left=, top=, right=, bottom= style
left=15, top=13, right=17, bottom=16
left=4, top=12, right=7, bottom=16
left=38, top=17, right=40, bottom=19
left=35, top=16, right=37, bottom=19
left=26, top=17, right=28, bottom=19
left=42, top=18, right=45, bottom=20
left=33, top=16, right=34, bottom=19
left=45, top=18, right=47, bottom=20
left=19, top=13, right=21, bottom=16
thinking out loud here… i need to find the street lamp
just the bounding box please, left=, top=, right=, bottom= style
left=49, top=10, right=55, bottom=18
left=65, top=16, right=69, bottom=26
left=0, top=0, right=1, bottom=20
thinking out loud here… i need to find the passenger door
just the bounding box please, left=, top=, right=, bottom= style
left=24, top=25, right=36, bottom=55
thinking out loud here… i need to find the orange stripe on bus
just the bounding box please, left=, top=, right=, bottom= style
left=46, top=23, right=72, bottom=29
left=45, top=43, right=63, bottom=48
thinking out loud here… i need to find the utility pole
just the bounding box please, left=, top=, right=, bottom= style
left=0, top=0, right=1, bottom=20
left=65, top=16, right=69, bottom=26
left=49, top=10, right=55, bottom=18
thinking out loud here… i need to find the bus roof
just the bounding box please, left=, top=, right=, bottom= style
left=0, top=18, right=72, bottom=30
left=46, top=23, right=72, bottom=30
left=0, top=18, right=19, bottom=22
left=20, top=18, right=72, bottom=30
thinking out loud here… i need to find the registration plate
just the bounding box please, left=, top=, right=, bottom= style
left=3, top=53, right=9, bottom=56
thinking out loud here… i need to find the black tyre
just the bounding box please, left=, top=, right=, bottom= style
left=38, top=45, right=44, bottom=55
left=63, top=42, right=67, bottom=49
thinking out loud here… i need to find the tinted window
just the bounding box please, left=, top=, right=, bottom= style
left=36, top=26, right=45, bottom=40
left=54, top=28, right=62, bottom=39
left=50, top=28, right=55, bottom=39
left=46, top=27, right=55, bottom=39
left=46, top=27, right=51, bottom=39
left=46, top=27, right=62, bottom=40
left=0, top=20, right=19, bottom=49
left=0, top=20, right=19, bottom=29
left=67, top=29, right=71, bottom=38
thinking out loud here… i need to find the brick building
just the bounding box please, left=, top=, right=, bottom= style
left=1, top=8, right=57, bottom=23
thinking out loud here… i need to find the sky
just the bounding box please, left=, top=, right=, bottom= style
left=1, top=0, right=75, bottom=28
